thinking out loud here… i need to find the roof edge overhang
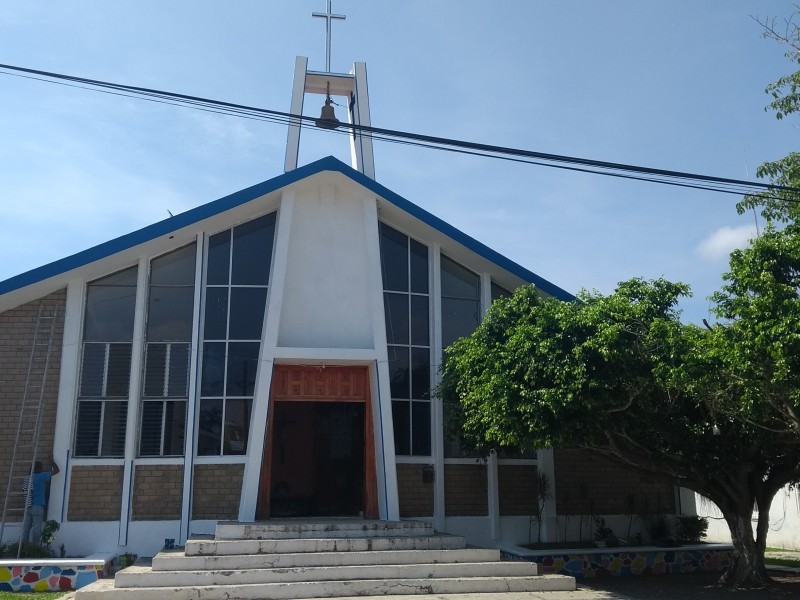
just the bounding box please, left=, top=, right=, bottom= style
left=0, top=156, right=574, bottom=309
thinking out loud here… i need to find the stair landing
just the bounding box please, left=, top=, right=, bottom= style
left=76, top=520, right=576, bottom=599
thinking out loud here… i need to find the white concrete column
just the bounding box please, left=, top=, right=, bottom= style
left=348, top=62, right=375, bottom=179
left=431, top=245, right=445, bottom=530
left=117, top=257, right=149, bottom=546
left=179, top=235, right=206, bottom=542
left=364, top=197, right=398, bottom=519
left=284, top=57, right=308, bottom=173
left=239, top=193, right=295, bottom=521
left=478, top=273, right=501, bottom=539
left=49, top=280, right=85, bottom=526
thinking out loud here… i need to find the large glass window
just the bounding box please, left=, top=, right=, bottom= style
left=441, top=256, right=482, bottom=459
left=75, top=267, right=138, bottom=457
left=197, top=213, right=276, bottom=456
left=379, top=223, right=431, bottom=457
left=139, top=244, right=196, bottom=457
left=441, top=256, right=481, bottom=349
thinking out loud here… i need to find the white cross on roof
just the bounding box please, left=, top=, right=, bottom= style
left=312, top=0, right=346, bottom=73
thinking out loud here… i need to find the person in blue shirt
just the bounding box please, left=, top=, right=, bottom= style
left=21, top=454, right=60, bottom=545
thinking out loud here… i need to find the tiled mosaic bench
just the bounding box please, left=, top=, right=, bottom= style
left=500, top=543, right=733, bottom=579
left=0, top=552, right=114, bottom=592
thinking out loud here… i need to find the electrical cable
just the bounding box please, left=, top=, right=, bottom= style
left=1, top=62, right=799, bottom=202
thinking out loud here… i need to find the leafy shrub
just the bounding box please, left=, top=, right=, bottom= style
left=643, top=514, right=674, bottom=545
left=676, top=515, right=709, bottom=544
left=0, top=542, right=53, bottom=558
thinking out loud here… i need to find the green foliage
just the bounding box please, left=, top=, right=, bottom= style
left=676, top=515, right=709, bottom=545
left=643, top=514, right=674, bottom=546
left=593, top=518, right=616, bottom=546
left=41, top=519, right=60, bottom=549
left=0, top=541, right=53, bottom=558
left=709, top=223, right=800, bottom=434
left=738, top=10, right=800, bottom=223
left=436, top=276, right=800, bottom=585
left=529, top=471, right=552, bottom=544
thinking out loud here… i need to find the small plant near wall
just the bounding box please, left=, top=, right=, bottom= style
left=41, top=520, right=60, bottom=551
left=593, top=518, right=617, bottom=547
left=643, top=514, right=675, bottom=546
left=676, top=516, right=709, bottom=545
left=528, top=472, right=552, bottom=544
left=118, top=552, right=138, bottom=568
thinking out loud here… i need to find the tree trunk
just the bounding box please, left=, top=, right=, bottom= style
left=719, top=510, right=771, bottom=588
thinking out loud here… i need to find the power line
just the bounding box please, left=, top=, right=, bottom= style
left=1, top=62, right=798, bottom=202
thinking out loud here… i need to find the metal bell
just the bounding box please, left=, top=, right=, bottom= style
left=315, top=96, right=340, bottom=130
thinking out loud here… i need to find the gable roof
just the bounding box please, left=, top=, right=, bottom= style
left=0, top=156, right=574, bottom=303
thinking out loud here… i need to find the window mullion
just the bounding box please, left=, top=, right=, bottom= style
left=102, top=343, right=110, bottom=397
left=160, top=400, right=167, bottom=456
left=97, top=401, right=106, bottom=458
left=164, top=343, right=171, bottom=397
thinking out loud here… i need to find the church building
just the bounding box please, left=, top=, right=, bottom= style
left=0, top=39, right=679, bottom=557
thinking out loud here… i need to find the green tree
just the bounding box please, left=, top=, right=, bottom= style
left=739, top=8, right=800, bottom=223
left=711, top=224, right=800, bottom=436
left=438, top=280, right=800, bottom=587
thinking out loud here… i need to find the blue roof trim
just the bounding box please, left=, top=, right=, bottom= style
left=337, top=162, right=575, bottom=302
left=0, top=156, right=574, bottom=301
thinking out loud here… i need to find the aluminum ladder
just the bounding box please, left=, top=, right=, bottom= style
left=0, top=301, right=59, bottom=555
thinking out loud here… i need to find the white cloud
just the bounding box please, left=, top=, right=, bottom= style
left=696, top=225, right=757, bottom=261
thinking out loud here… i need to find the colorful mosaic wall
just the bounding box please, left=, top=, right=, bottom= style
left=502, top=545, right=733, bottom=579
left=0, top=562, right=104, bottom=591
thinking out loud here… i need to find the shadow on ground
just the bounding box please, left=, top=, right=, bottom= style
left=579, top=570, right=800, bottom=599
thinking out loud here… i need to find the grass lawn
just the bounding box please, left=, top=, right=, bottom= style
left=765, top=547, right=800, bottom=569
left=0, top=593, right=68, bottom=599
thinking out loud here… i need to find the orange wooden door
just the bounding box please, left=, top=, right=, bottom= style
left=257, top=365, right=378, bottom=519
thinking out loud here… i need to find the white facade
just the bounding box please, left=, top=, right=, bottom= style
left=0, top=157, right=573, bottom=557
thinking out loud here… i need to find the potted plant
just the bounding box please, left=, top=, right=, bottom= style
left=117, top=552, right=137, bottom=568
left=594, top=518, right=617, bottom=548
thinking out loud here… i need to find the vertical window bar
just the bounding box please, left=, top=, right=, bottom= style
left=97, top=401, right=106, bottom=458
left=163, top=344, right=171, bottom=397
left=102, top=343, right=110, bottom=397
left=160, top=399, right=167, bottom=456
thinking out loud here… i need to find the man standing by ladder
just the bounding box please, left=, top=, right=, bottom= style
left=21, top=455, right=59, bottom=545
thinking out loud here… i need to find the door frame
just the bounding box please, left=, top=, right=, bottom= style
left=257, top=365, right=378, bottom=519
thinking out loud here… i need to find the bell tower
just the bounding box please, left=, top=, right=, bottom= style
left=284, top=1, right=375, bottom=179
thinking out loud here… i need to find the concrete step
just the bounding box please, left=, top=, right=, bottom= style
left=77, top=574, right=576, bottom=599
left=116, top=561, right=539, bottom=587
left=216, top=520, right=434, bottom=540
left=185, top=534, right=467, bottom=556
left=153, top=547, right=502, bottom=571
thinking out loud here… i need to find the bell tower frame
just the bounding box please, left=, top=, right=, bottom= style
left=284, top=57, right=376, bottom=180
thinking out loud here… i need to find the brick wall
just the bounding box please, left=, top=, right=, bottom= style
left=554, top=449, right=676, bottom=515
left=68, top=466, right=123, bottom=521
left=132, top=465, right=183, bottom=520
left=191, top=464, right=244, bottom=520
left=498, top=464, right=538, bottom=516
left=396, top=464, right=434, bottom=517
left=444, top=463, right=487, bottom=516
left=0, top=290, right=66, bottom=519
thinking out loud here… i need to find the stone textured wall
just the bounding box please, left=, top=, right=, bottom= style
left=191, top=464, right=244, bottom=520
left=498, top=464, right=538, bottom=516
left=554, top=449, right=676, bottom=515
left=0, top=290, right=66, bottom=519
left=396, top=463, right=434, bottom=517
left=131, top=465, right=183, bottom=520
left=444, top=463, right=487, bottom=516
left=68, top=466, right=123, bottom=521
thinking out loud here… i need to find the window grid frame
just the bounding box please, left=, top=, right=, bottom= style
left=197, top=216, right=274, bottom=457
left=380, top=223, right=432, bottom=458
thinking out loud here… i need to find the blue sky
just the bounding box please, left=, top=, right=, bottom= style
left=0, top=1, right=795, bottom=324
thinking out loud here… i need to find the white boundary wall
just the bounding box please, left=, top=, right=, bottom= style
left=694, top=485, right=800, bottom=550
